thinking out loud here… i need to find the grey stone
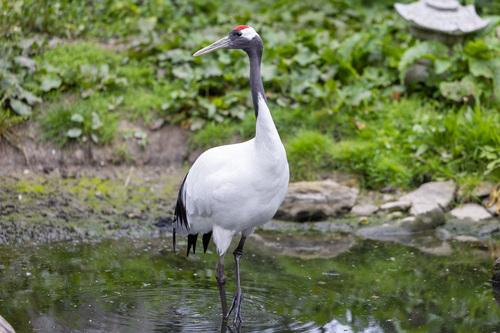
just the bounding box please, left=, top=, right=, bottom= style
left=435, top=227, right=452, bottom=240
left=251, top=233, right=356, bottom=259
left=387, top=211, right=404, bottom=220
left=382, top=194, right=397, bottom=202
left=472, top=182, right=496, bottom=198
left=454, top=235, right=482, bottom=243
left=418, top=241, right=453, bottom=256
left=479, top=223, right=500, bottom=236
left=276, top=180, right=359, bottom=222
left=400, top=181, right=456, bottom=215
left=397, top=208, right=446, bottom=232
left=482, top=197, right=499, bottom=216
left=379, top=200, right=411, bottom=213
left=350, top=204, right=378, bottom=216
left=356, top=207, right=446, bottom=239
left=450, top=203, right=492, bottom=222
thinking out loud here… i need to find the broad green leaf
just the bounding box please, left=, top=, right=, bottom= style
left=435, top=59, right=452, bottom=75
left=439, top=75, right=480, bottom=102
left=80, top=64, right=98, bottom=78
left=138, top=17, right=157, bottom=35
left=40, top=75, right=62, bottom=92
left=71, top=114, right=84, bottom=123
left=464, top=40, right=492, bottom=60
left=293, top=45, right=319, bottom=66
left=485, top=159, right=500, bottom=174
left=339, top=85, right=372, bottom=106
left=10, top=99, right=32, bottom=116
left=162, top=49, right=192, bottom=63
left=469, top=58, right=500, bottom=100
left=398, top=41, right=448, bottom=82
left=469, top=58, right=494, bottom=79
left=172, top=64, right=194, bottom=80
left=101, top=75, right=116, bottom=86
left=67, top=128, right=83, bottom=138
left=189, top=118, right=205, bottom=131
left=337, top=32, right=367, bottom=63
left=91, top=112, right=102, bottom=130
left=81, top=88, right=95, bottom=99
left=13, top=56, right=36, bottom=72
left=99, top=64, right=109, bottom=77
left=17, top=88, right=42, bottom=105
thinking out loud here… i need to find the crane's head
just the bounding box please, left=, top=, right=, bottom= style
left=193, top=25, right=262, bottom=57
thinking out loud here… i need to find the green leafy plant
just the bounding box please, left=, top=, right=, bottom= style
left=40, top=99, right=117, bottom=146
left=0, top=39, right=43, bottom=116
left=399, top=27, right=500, bottom=105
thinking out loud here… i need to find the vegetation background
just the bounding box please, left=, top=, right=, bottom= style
left=1, top=0, right=500, bottom=198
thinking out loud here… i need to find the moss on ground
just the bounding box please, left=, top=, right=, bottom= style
left=0, top=168, right=181, bottom=243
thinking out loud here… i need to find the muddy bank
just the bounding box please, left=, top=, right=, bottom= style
left=0, top=166, right=181, bottom=243
left=0, top=120, right=189, bottom=174
left=0, top=166, right=499, bottom=246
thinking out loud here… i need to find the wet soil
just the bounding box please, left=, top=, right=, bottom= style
left=1, top=166, right=500, bottom=245
left=0, top=166, right=182, bottom=243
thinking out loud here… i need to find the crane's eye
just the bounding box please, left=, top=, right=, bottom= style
left=236, top=31, right=242, bottom=37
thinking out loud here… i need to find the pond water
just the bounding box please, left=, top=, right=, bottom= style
left=0, top=232, right=499, bottom=333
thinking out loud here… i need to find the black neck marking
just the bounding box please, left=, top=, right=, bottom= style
left=245, top=38, right=267, bottom=119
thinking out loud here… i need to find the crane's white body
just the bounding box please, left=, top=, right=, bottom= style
left=177, top=93, right=289, bottom=255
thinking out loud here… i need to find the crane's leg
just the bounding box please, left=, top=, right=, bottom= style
left=216, top=254, right=228, bottom=317
left=227, top=236, right=247, bottom=323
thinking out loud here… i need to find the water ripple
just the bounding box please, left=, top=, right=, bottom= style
left=69, top=285, right=316, bottom=332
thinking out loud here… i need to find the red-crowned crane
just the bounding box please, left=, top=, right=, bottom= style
left=173, top=25, right=289, bottom=323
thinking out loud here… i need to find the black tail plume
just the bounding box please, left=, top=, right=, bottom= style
left=187, top=234, right=198, bottom=256
left=202, top=231, right=212, bottom=253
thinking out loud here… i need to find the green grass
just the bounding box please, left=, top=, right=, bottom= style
left=331, top=98, right=500, bottom=189
left=286, top=130, right=334, bottom=180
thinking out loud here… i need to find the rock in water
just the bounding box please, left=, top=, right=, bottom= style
left=350, top=204, right=378, bottom=216
left=450, top=203, right=492, bottom=222
left=400, top=181, right=456, bottom=215
left=276, top=180, right=359, bottom=221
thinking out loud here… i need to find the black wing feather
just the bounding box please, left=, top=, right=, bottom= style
left=174, top=173, right=189, bottom=232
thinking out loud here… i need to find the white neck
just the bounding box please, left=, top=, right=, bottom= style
left=255, top=93, right=284, bottom=155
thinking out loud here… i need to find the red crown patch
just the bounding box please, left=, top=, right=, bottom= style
left=234, top=25, right=249, bottom=31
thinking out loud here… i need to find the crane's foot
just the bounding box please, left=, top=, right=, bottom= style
left=227, top=287, right=244, bottom=324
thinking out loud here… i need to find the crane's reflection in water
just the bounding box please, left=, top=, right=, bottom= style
left=0, top=235, right=498, bottom=332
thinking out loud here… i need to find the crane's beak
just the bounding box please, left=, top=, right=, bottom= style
left=193, top=36, right=231, bottom=57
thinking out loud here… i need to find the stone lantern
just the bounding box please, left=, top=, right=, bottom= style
left=395, top=0, right=490, bottom=83
left=395, top=0, right=490, bottom=44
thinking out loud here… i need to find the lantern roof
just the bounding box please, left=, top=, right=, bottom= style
left=395, top=0, right=490, bottom=35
